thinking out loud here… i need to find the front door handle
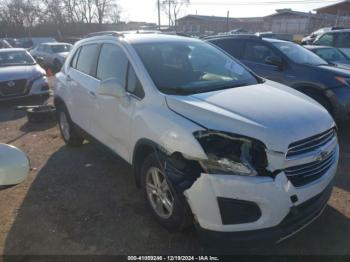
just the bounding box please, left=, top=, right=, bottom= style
left=89, top=91, right=97, bottom=97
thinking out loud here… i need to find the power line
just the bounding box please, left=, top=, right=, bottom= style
left=188, top=0, right=340, bottom=6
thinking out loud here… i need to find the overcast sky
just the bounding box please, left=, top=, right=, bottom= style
left=118, top=0, right=340, bottom=24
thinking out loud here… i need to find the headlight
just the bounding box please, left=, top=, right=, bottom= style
left=194, top=130, right=267, bottom=176
left=335, top=76, right=350, bottom=87
left=29, top=72, right=45, bottom=82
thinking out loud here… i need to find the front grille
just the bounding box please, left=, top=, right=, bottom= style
left=0, top=79, right=27, bottom=97
left=285, top=149, right=336, bottom=187
left=287, top=128, right=336, bottom=158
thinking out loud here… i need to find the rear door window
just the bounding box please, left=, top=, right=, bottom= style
left=76, top=44, right=99, bottom=76
left=243, top=41, right=279, bottom=63
left=96, top=44, right=128, bottom=87
left=316, top=33, right=334, bottom=46
left=210, top=39, right=243, bottom=58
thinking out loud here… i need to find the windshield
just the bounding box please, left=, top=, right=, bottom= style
left=133, top=41, right=258, bottom=95
left=0, top=50, right=35, bottom=66
left=51, top=44, right=72, bottom=53
left=314, top=48, right=348, bottom=62
left=272, top=41, right=327, bottom=66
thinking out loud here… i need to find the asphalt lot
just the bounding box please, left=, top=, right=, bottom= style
left=0, top=97, right=350, bottom=255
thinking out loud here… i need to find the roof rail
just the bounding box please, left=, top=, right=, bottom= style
left=202, top=33, right=259, bottom=40
left=83, top=31, right=124, bottom=39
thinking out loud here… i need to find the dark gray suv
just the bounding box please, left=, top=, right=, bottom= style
left=207, top=35, right=350, bottom=122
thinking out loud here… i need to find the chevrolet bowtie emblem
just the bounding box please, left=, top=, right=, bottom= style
left=316, top=150, right=329, bottom=162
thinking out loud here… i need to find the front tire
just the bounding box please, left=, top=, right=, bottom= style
left=57, top=105, right=84, bottom=147
left=141, top=152, right=193, bottom=231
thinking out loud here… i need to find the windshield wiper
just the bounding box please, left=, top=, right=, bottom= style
left=160, top=82, right=251, bottom=95
left=159, top=86, right=195, bottom=95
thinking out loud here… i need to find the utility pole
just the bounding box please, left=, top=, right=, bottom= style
left=226, top=10, right=230, bottom=33
left=158, top=0, right=161, bottom=30
left=168, top=0, right=171, bottom=27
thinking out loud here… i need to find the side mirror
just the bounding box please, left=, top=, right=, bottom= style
left=0, top=144, right=30, bottom=186
left=265, top=56, right=283, bottom=69
left=97, top=78, right=126, bottom=98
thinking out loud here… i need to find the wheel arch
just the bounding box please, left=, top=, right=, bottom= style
left=293, top=84, right=334, bottom=114
left=132, top=139, right=164, bottom=188
left=54, top=96, right=65, bottom=108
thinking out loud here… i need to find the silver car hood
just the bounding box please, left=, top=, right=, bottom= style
left=166, top=80, right=334, bottom=152
left=0, top=65, right=44, bottom=82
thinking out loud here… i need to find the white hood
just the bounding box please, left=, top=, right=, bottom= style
left=166, top=80, right=334, bottom=152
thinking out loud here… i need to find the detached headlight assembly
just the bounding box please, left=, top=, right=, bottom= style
left=194, top=130, right=268, bottom=176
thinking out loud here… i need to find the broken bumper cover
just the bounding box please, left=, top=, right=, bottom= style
left=184, top=148, right=338, bottom=243
left=196, top=181, right=333, bottom=244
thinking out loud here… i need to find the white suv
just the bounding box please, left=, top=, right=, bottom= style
left=54, top=33, right=339, bottom=244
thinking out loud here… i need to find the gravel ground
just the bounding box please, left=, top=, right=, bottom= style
left=0, top=97, right=349, bottom=255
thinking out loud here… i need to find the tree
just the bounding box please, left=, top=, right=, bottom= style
left=161, top=0, right=189, bottom=29
left=1, top=0, right=41, bottom=27
left=94, top=0, right=117, bottom=24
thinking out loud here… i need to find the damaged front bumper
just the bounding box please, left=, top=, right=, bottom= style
left=184, top=148, right=338, bottom=244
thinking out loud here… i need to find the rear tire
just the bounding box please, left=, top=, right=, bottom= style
left=141, top=152, right=193, bottom=231
left=57, top=105, right=84, bottom=147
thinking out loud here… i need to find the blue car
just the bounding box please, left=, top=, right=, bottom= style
left=207, top=35, right=350, bottom=122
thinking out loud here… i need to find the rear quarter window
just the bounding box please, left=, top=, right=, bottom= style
left=75, top=44, right=99, bottom=76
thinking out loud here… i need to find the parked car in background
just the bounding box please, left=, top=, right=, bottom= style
left=305, top=45, right=350, bottom=70
left=30, top=42, right=72, bottom=70
left=1, top=38, right=17, bottom=47
left=55, top=34, right=338, bottom=244
left=59, top=37, right=82, bottom=44
left=0, top=39, right=12, bottom=48
left=207, top=35, right=350, bottom=121
left=229, top=28, right=249, bottom=34
left=15, top=37, right=56, bottom=50
left=313, top=29, right=350, bottom=57
left=0, top=48, right=49, bottom=101
left=255, top=31, right=276, bottom=39
left=301, top=27, right=343, bottom=45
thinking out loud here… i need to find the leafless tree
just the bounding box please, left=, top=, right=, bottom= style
left=78, top=0, right=96, bottom=23
left=0, top=0, right=122, bottom=37
left=1, top=0, right=41, bottom=27
left=42, top=0, right=67, bottom=24
left=161, top=0, right=189, bottom=29
left=94, top=0, right=114, bottom=24
left=106, top=2, right=121, bottom=24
